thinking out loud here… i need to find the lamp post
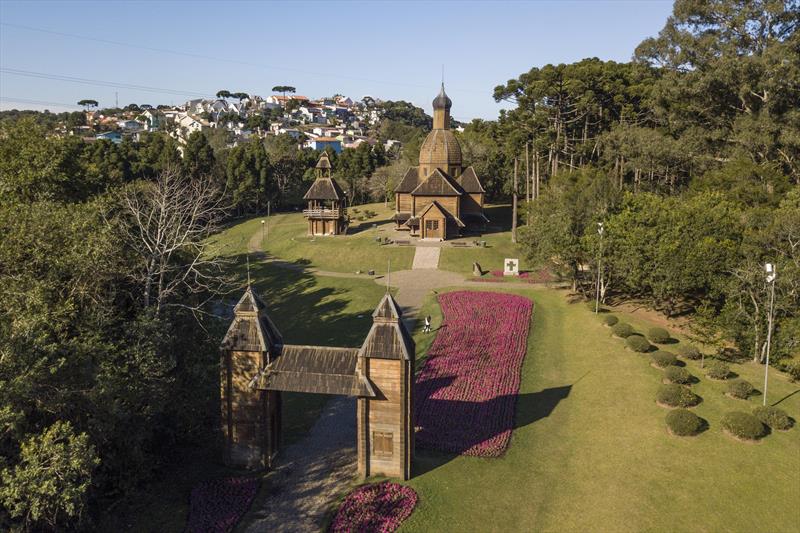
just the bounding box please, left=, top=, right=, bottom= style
left=763, top=263, right=776, bottom=406
left=595, top=222, right=604, bottom=314
left=261, top=220, right=265, bottom=247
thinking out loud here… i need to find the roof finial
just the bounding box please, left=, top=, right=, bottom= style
left=246, top=255, right=251, bottom=286
left=386, top=259, right=390, bottom=293
left=441, top=64, right=444, bottom=86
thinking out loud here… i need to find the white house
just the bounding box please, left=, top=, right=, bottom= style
left=117, top=119, right=144, bottom=132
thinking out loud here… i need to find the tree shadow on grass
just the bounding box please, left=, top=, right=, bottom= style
left=229, top=253, right=375, bottom=346
left=412, top=383, right=572, bottom=477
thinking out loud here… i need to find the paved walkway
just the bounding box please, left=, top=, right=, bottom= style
left=243, top=397, right=357, bottom=533
left=411, top=246, right=441, bottom=269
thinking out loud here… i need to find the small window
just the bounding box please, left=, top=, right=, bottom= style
left=373, top=431, right=393, bottom=457
left=425, top=220, right=439, bottom=231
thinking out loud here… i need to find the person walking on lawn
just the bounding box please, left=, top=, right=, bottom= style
left=423, top=315, right=432, bottom=333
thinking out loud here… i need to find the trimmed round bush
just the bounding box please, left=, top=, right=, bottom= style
left=603, top=315, right=619, bottom=327
left=726, top=379, right=754, bottom=399
left=666, top=409, right=703, bottom=436
left=753, top=406, right=793, bottom=431
left=626, top=335, right=651, bottom=353
left=664, top=366, right=692, bottom=384
left=647, top=327, right=671, bottom=344
left=651, top=350, right=678, bottom=368
left=721, top=411, right=765, bottom=440
left=706, top=361, right=731, bottom=380
left=676, top=344, right=702, bottom=360
left=656, top=384, right=701, bottom=408
left=611, top=322, right=635, bottom=338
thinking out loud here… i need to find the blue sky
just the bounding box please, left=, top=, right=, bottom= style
left=0, top=0, right=673, bottom=120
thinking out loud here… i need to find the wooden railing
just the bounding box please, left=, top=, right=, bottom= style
left=303, top=208, right=344, bottom=219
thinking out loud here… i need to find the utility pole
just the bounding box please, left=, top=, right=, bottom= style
left=512, top=157, right=518, bottom=244
left=595, top=222, right=604, bottom=313
left=267, top=201, right=271, bottom=240
left=763, top=263, right=776, bottom=406
left=525, top=142, right=530, bottom=204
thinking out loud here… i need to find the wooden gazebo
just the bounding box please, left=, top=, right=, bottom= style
left=303, top=152, right=348, bottom=236
left=220, top=287, right=414, bottom=480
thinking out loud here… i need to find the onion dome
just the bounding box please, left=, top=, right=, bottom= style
left=432, top=83, right=452, bottom=110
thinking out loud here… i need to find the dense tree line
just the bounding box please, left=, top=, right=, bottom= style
left=504, top=1, right=799, bottom=368
left=0, top=116, right=238, bottom=529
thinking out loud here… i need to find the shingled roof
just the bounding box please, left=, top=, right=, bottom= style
left=258, top=345, right=375, bottom=397
left=417, top=200, right=465, bottom=228
left=456, top=166, right=485, bottom=194
left=221, top=286, right=283, bottom=352
left=411, top=168, right=463, bottom=196
left=303, top=176, right=346, bottom=200
left=359, top=293, right=415, bottom=360
left=394, top=167, right=420, bottom=193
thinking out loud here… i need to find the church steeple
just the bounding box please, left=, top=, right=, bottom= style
left=432, top=83, right=451, bottom=130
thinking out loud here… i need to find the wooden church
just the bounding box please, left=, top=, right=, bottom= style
left=393, top=84, right=487, bottom=240
left=220, top=286, right=414, bottom=479
left=302, top=152, right=348, bottom=236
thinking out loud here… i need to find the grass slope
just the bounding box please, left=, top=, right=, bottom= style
left=208, top=202, right=414, bottom=275
left=403, top=287, right=800, bottom=533
left=437, top=204, right=525, bottom=275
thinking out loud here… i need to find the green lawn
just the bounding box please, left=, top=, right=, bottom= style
left=207, top=202, right=414, bottom=275
left=438, top=204, right=527, bottom=275
left=402, top=287, right=800, bottom=533
left=207, top=203, right=528, bottom=277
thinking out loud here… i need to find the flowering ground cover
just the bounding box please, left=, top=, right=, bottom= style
left=186, top=476, right=259, bottom=533
left=329, top=482, right=418, bottom=533
left=414, top=291, right=533, bottom=456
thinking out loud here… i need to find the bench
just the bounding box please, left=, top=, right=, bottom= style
left=450, top=242, right=469, bottom=248
left=395, top=240, right=411, bottom=246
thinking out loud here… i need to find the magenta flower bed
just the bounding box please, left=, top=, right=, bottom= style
left=329, top=482, right=417, bottom=533
left=415, top=291, right=533, bottom=456
left=186, top=476, right=259, bottom=533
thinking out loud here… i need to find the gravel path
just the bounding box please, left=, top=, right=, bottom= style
left=243, top=397, right=357, bottom=533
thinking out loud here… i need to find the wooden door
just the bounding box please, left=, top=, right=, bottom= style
left=424, top=218, right=442, bottom=239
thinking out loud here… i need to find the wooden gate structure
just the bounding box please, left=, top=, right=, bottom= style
left=220, top=287, right=414, bottom=480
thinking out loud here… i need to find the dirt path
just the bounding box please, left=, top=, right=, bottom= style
left=242, top=397, right=357, bottom=533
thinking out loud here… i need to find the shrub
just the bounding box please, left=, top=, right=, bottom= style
left=647, top=327, right=671, bottom=344
left=603, top=315, right=619, bottom=327
left=651, top=350, right=678, bottom=368
left=706, top=361, right=731, bottom=380
left=611, top=323, right=634, bottom=338
left=664, top=366, right=691, bottom=384
left=726, top=379, right=754, bottom=399
left=626, top=335, right=651, bottom=353
left=666, top=409, right=703, bottom=436
left=656, top=384, right=701, bottom=408
left=784, top=360, right=800, bottom=382
left=753, top=406, right=793, bottom=431
left=676, top=344, right=702, bottom=360
left=721, top=411, right=765, bottom=440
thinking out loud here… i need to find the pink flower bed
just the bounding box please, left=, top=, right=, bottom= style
left=329, top=482, right=417, bottom=533
left=415, top=291, right=533, bottom=457
left=186, top=477, right=258, bottom=533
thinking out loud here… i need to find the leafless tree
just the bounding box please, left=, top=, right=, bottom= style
left=368, top=160, right=405, bottom=206
left=113, top=167, right=233, bottom=315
